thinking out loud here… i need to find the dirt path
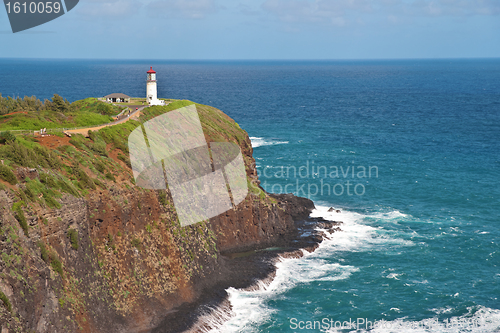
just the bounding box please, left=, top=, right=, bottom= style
left=65, top=105, right=146, bottom=137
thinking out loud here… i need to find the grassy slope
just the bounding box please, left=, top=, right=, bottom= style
left=0, top=98, right=121, bottom=131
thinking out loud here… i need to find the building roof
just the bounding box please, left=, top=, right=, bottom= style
left=104, top=93, right=131, bottom=99
left=147, top=66, right=156, bottom=74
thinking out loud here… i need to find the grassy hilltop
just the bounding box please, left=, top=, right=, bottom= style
left=0, top=94, right=121, bottom=131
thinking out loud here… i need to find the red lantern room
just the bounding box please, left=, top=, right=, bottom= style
left=147, top=67, right=156, bottom=81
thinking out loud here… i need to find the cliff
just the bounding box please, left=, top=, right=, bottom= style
left=0, top=100, right=314, bottom=333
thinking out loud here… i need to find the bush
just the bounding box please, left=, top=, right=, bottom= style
left=0, top=141, right=60, bottom=169
left=25, top=178, right=62, bottom=209
left=50, top=256, right=64, bottom=277
left=13, top=201, right=28, bottom=236
left=38, top=242, right=64, bottom=277
left=72, top=166, right=95, bottom=190
left=68, top=229, right=78, bottom=250
left=37, top=241, right=49, bottom=262
left=0, top=291, right=12, bottom=313
left=40, top=173, right=58, bottom=188
left=117, top=154, right=131, bottom=168
left=47, top=248, right=64, bottom=277
left=0, top=131, right=16, bottom=144
left=158, top=190, right=167, bottom=206
left=56, top=178, right=80, bottom=197
left=105, top=172, right=115, bottom=182
left=0, top=164, right=17, bottom=185
left=131, top=238, right=141, bottom=250
left=94, top=160, right=106, bottom=174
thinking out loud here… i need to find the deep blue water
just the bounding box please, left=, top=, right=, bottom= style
left=0, top=58, right=499, bottom=332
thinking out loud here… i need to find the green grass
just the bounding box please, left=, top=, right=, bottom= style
left=0, top=291, right=12, bottom=312
left=98, top=119, right=140, bottom=154
left=0, top=140, right=61, bottom=169
left=38, top=241, right=50, bottom=262
left=68, top=229, right=79, bottom=250
left=71, top=98, right=122, bottom=116
left=13, top=201, right=28, bottom=236
left=0, top=164, right=17, bottom=185
left=50, top=255, right=64, bottom=277
left=0, top=110, right=113, bottom=131
left=131, top=238, right=141, bottom=250
left=24, top=177, right=62, bottom=209
left=0, top=96, right=121, bottom=131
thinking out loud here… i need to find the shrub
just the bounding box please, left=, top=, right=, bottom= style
left=25, top=178, right=62, bottom=209
left=50, top=256, right=64, bottom=277
left=94, top=160, right=106, bottom=174
left=0, top=131, right=16, bottom=144
left=158, top=190, right=167, bottom=206
left=0, top=164, right=17, bottom=185
left=68, top=229, right=78, bottom=250
left=117, top=154, right=131, bottom=168
left=57, top=178, right=80, bottom=197
left=40, top=173, right=58, bottom=188
left=37, top=241, right=49, bottom=262
left=0, top=291, right=12, bottom=312
left=93, top=178, right=105, bottom=189
left=131, top=238, right=141, bottom=250
left=13, top=201, right=28, bottom=236
left=105, top=172, right=115, bottom=182
left=48, top=249, right=64, bottom=277
left=72, top=166, right=95, bottom=190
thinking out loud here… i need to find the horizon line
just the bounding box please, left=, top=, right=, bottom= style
left=1, top=56, right=500, bottom=62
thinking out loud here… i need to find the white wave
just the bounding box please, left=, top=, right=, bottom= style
left=365, top=210, right=409, bottom=221
left=250, top=137, right=289, bottom=148
left=325, top=306, right=500, bottom=333
left=202, top=205, right=418, bottom=333
left=386, top=273, right=401, bottom=280
left=205, top=255, right=359, bottom=332
left=310, top=206, right=415, bottom=252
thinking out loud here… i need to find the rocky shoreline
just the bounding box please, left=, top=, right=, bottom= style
left=151, top=195, right=343, bottom=333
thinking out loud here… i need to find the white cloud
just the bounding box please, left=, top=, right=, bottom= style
left=404, top=0, right=500, bottom=17
left=261, top=0, right=500, bottom=27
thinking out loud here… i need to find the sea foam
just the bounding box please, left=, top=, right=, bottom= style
left=250, top=137, right=289, bottom=148
left=198, top=205, right=413, bottom=332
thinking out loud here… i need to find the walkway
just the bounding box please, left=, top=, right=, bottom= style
left=64, top=105, right=147, bottom=137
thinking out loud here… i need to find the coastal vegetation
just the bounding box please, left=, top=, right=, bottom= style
left=0, top=94, right=121, bottom=131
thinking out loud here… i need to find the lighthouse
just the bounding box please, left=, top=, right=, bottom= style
left=146, top=67, right=164, bottom=106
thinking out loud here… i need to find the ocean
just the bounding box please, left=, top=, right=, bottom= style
left=0, top=58, right=499, bottom=332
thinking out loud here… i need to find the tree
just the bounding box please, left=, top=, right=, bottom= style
left=0, top=131, right=16, bottom=144
left=51, top=94, right=70, bottom=113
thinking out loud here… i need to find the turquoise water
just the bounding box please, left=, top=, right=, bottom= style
left=1, top=59, right=499, bottom=332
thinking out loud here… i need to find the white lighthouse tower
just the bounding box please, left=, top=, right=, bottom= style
left=146, top=67, right=164, bottom=106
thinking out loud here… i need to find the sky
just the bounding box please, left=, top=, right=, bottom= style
left=0, top=0, right=499, bottom=60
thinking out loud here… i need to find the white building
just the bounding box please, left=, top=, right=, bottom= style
left=146, top=67, right=165, bottom=106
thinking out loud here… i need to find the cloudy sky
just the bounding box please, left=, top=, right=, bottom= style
left=1, top=0, right=499, bottom=59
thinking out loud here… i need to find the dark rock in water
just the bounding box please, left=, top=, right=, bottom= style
left=328, top=207, right=335, bottom=212
left=269, top=193, right=315, bottom=221
left=336, top=209, right=341, bottom=213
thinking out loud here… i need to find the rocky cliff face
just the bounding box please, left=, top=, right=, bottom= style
left=0, top=101, right=312, bottom=333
